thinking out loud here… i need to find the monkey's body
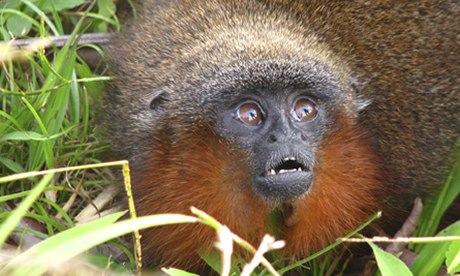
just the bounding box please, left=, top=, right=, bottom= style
left=104, top=0, right=459, bottom=270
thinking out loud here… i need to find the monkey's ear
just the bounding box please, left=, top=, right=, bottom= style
left=355, top=97, right=371, bottom=112
left=350, top=75, right=371, bottom=112
left=148, top=89, right=169, bottom=111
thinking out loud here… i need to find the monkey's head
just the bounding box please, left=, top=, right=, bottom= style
left=105, top=0, right=380, bottom=269
left=197, top=59, right=363, bottom=204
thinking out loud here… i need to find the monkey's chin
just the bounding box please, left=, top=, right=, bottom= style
left=253, top=172, right=313, bottom=203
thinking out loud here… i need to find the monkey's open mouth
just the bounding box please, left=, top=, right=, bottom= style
left=254, top=156, right=312, bottom=202
left=265, top=157, right=309, bottom=176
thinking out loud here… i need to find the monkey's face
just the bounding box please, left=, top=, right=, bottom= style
left=150, top=59, right=361, bottom=206
left=216, top=88, right=328, bottom=203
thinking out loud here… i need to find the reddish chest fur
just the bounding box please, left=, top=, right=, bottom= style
left=282, top=117, right=382, bottom=258
left=133, top=116, right=381, bottom=269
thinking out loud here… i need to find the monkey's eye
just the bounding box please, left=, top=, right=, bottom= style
left=292, top=98, right=317, bottom=122
left=236, top=101, right=264, bottom=126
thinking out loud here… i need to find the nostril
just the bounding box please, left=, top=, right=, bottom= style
left=301, top=134, right=306, bottom=141
left=269, top=134, right=277, bottom=143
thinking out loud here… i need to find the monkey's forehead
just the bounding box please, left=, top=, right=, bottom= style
left=108, top=0, right=375, bottom=122
left=112, top=3, right=343, bottom=73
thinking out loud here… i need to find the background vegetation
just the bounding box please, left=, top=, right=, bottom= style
left=0, top=1, right=458, bottom=275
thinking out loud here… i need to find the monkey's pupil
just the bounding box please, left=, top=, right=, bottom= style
left=300, top=106, right=311, bottom=116
left=294, top=99, right=316, bottom=121
left=238, top=103, right=262, bottom=126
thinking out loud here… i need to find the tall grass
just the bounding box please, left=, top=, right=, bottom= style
left=0, top=1, right=458, bottom=275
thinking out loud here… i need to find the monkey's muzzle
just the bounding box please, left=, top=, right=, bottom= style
left=254, top=156, right=312, bottom=203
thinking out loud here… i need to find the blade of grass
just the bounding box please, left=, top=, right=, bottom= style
left=22, top=0, right=60, bottom=36
left=3, top=213, right=197, bottom=276
left=0, top=186, right=64, bottom=203
left=0, top=212, right=67, bottom=232
left=415, top=144, right=460, bottom=241
left=411, top=221, right=460, bottom=275
left=0, top=161, right=129, bottom=184
left=0, top=9, right=41, bottom=32
left=0, top=173, right=54, bottom=246
left=446, top=240, right=460, bottom=274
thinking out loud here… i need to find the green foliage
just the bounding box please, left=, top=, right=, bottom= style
left=368, top=242, right=413, bottom=276
left=414, top=143, right=460, bottom=239
left=408, top=144, right=460, bottom=275
left=411, top=222, right=460, bottom=275
left=0, top=0, right=124, bottom=273
left=0, top=1, right=458, bottom=275
left=3, top=211, right=197, bottom=275
left=446, top=240, right=460, bottom=274
left=0, top=173, right=54, bottom=246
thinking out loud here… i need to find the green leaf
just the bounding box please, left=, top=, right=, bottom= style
left=0, top=157, right=25, bottom=173
left=412, top=221, right=460, bottom=275
left=0, top=0, right=21, bottom=9
left=0, top=173, right=54, bottom=247
left=3, top=213, right=197, bottom=276
left=162, top=268, right=200, bottom=276
left=199, top=248, right=243, bottom=275
left=199, top=249, right=223, bottom=274
left=3, top=212, right=123, bottom=276
left=85, top=253, right=132, bottom=273
left=414, top=145, right=460, bottom=240
left=1, top=131, right=45, bottom=141
left=34, top=0, right=85, bottom=13
left=94, top=0, right=117, bottom=32
left=368, top=242, right=413, bottom=276
left=6, top=14, right=32, bottom=36
left=446, top=240, right=460, bottom=274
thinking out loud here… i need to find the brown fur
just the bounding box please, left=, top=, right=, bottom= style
left=282, top=115, right=381, bottom=258
left=133, top=123, right=269, bottom=268
left=131, top=113, right=381, bottom=268
left=104, top=0, right=459, bottom=271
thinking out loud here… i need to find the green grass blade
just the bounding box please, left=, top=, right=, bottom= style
left=3, top=213, right=197, bottom=275
left=0, top=157, right=25, bottom=173
left=1, top=212, right=124, bottom=275
left=446, top=240, right=460, bottom=274
left=0, top=173, right=54, bottom=246
left=0, top=187, right=63, bottom=203
left=22, top=0, right=59, bottom=36
left=411, top=221, right=460, bottom=275
left=415, top=144, right=460, bottom=240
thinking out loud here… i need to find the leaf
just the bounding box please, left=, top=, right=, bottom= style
left=0, top=173, right=54, bottom=247
left=446, top=240, right=460, bottom=274
left=3, top=213, right=197, bottom=275
left=414, top=145, right=460, bottom=240
left=6, top=14, right=32, bottom=36
left=368, top=242, right=413, bottom=276
left=0, top=130, right=71, bottom=142
left=412, top=221, right=460, bottom=275
left=34, top=0, right=85, bottom=13
left=0, top=0, right=21, bottom=9
left=0, top=131, right=45, bottom=141
left=162, top=268, right=200, bottom=276
left=94, top=0, right=117, bottom=32
left=0, top=157, right=25, bottom=173
left=199, top=249, right=223, bottom=274
left=199, top=248, right=243, bottom=275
